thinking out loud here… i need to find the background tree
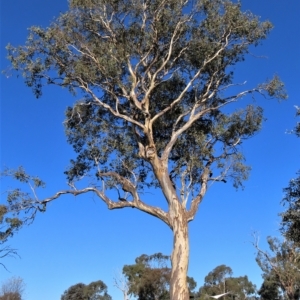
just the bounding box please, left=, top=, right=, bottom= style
left=123, top=253, right=197, bottom=300
left=281, top=172, right=300, bottom=246
left=294, top=106, right=300, bottom=137
left=224, top=276, right=256, bottom=300
left=257, top=103, right=300, bottom=300
left=61, top=280, right=111, bottom=300
left=255, top=236, right=300, bottom=300
left=123, top=253, right=171, bottom=300
left=3, top=0, right=287, bottom=298
left=258, top=273, right=284, bottom=300
left=201, top=264, right=233, bottom=294
left=113, top=270, right=131, bottom=300
left=0, top=202, right=22, bottom=269
left=197, top=265, right=256, bottom=300
left=0, top=277, right=25, bottom=300
left=187, top=277, right=197, bottom=299
left=280, top=106, right=300, bottom=246
left=61, top=283, right=86, bottom=300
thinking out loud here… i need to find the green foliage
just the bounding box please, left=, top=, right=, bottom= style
left=197, top=264, right=256, bottom=299
left=61, top=280, right=111, bottom=300
left=1, top=2, right=288, bottom=295
left=225, top=276, right=256, bottom=299
left=255, top=237, right=300, bottom=300
left=0, top=167, right=46, bottom=245
left=258, top=273, right=283, bottom=300
left=280, top=105, right=300, bottom=246
left=295, top=106, right=300, bottom=137
left=123, top=253, right=171, bottom=300
left=259, top=75, right=288, bottom=100
left=0, top=202, right=22, bottom=245
left=123, top=253, right=197, bottom=299
left=281, top=171, right=300, bottom=245
left=203, top=264, right=233, bottom=287
left=0, top=293, right=21, bottom=300
left=198, top=265, right=232, bottom=298
left=5, top=0, right=287, bottom=199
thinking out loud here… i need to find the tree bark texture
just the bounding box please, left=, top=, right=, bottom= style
left=152, top=161, right=190, bottom=300
left=169, top=200, right=190, bottom=300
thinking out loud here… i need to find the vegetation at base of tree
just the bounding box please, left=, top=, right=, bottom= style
left=61, top=280, right=111, bottom=300
left=2, top=0, right=287, bottom=298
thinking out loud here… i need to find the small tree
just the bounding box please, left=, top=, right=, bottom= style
left=224, top=276, right=256, bottom=300
left=3, top=0, right=287, bottom=299
left=113, top=270, right=131, bottom=300
left=294, top=106, right=300, bottom=137
left=197, top=265, right=256, bottom=300
left=61, top=280, right=111, bottom=300
left=123, top=253, right=197, bottom=300
left=0, top=277, right=25, bottom=300
left=201, top=264, right=233, bottom=290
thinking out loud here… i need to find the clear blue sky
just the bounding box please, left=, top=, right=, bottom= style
left=1, top=0, right=299, bottom=299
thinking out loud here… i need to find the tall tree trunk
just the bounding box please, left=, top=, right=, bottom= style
left=153, top=161, right=190, bottom=300
left=169, top=200, right=190, bottom=300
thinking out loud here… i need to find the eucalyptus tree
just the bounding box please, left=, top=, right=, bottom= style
left=281, top=172, right=300, bottom=246
left=255, top=237, right=300, bottom=300
left=123, top=253, right=171, bottom=300
left=0, top=205, right=21, bottom=269
left=197, top=265, right=256, bottom=300
left=198, top=265, right=232, bottom=299
left=3, top=0, right=287, bottom=299
left=61, top=280, right=111, bottom=300
left=258, top=273, right=283, bottom=300
left=123, top=253, right=197, bottom=299
left=294, top=106, right=300, bottom=137
left=280, top=107, right=300, bottom=245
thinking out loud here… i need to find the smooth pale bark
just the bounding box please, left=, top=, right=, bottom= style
left=170, top=207, right=189, bottom=300
left=151, top=159, right=191, bottom=300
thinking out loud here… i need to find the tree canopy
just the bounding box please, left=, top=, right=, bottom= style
left=3, top=0, right=287, bottom=298
left=0, top=203, right=22, bottom=269
left=197, top=265, right=256, bottom=299
left=123, top=253, right=197, bottom=300
left=5, top=0, right=286, bottom=209
left=255, top=237, right=300, bottom=300
left=61, top=280, right=111, bottom=300
left=258, top=273, right=283, bottom=300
